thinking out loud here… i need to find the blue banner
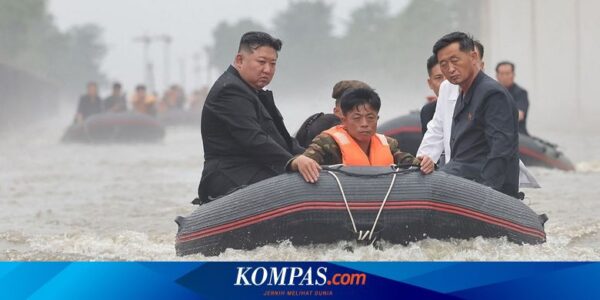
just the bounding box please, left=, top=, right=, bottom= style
left=0, top=262, right=599, bottom=299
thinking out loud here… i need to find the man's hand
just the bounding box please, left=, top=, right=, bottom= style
left=416, top=155, right=435, bottom=174
left=290, top=155, right=322, bottom=183
left=518, top=110, right=525, bottom=121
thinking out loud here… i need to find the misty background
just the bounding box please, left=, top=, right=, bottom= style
left=3, top=0, right=597, bottom=132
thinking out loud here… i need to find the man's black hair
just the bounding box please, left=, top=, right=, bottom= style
left=496, top=61, right=515, bottom=72
left=135, top=84, right=146, bottom=91
left=113, top=82, right=122, bottom=90
left=238, top=31, right=282, bottom=53
left=426, top=55, right=438, bottom=76
left=432, top=31, right=475, bottom=57
left=474, top=40, right=484, bottom=59
left=340, top=88, right=381, bottom=115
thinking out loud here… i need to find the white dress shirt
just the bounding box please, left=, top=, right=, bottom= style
left=417, top=80, right=540, bottom=188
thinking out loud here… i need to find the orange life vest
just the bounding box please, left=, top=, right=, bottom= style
left=323, top=125, right=394, bottom=166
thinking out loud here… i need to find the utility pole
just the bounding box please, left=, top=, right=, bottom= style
left=156, top=34, right=172, bottom=91
left=133, top=34, right=155, bottom=92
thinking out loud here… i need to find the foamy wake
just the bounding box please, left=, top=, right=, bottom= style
left=576, top=161, right=600, bottom=173
left=3, top=223, right=597, bottom=261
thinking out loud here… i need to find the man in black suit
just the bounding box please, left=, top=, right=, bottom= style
left=433, top=32, right=519, bottom=198
left=496, top=61, right=530, bottom=136
left=196, top=31, right=304, bottom=204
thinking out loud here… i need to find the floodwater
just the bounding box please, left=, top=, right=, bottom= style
left=1, top=103, right=599, bottom=261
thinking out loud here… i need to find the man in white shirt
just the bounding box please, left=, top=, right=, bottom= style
left=417, top=40, right=539, bottom=189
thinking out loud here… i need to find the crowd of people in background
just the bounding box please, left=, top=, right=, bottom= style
left=73, top=81, right=207, bottom=124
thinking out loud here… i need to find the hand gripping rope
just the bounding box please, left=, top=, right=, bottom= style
left=326, top=168, right=398, bottom=243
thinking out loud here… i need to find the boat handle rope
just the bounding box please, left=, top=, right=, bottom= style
left=327, top=171, right=357, bottom=234
left=369, top=172, right=397, bottom=240
left=326, top=170, right=398, bottom=243
left=322, top=164, right=416, bottom=177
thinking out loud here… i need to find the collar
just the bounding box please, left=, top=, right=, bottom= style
left=460, top=70, right=485, bottom=106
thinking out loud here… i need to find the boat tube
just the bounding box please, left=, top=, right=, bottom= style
left=62, top=112, right=165, bottom=143
left=175, top=166, right=547, bottom=256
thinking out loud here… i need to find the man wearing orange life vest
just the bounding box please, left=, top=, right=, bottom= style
left=289, top=88, right=435, bottom=183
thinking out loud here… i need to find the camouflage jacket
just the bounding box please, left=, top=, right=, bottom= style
left=297, top=132, right=420, bottom=167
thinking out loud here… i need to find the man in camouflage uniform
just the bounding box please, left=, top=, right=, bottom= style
left=300, top=133, right=418, bottom=168
left=289, top=88, right=434, bottom=183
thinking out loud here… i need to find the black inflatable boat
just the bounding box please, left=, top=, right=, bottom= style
left=175, top=166, right=547, bottom=256
left=379, top=112, right=575, bottom=171
left=62, top=112, right=165, bottom=143
left=518, top=135, right=575, bottom=171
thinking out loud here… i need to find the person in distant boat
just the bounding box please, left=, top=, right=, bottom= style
left=295, top=80, right=371, bottom=148
left=196, top=31, right=304, bottom=204
left=289, top=88, right=435, bottom=183
left=496, top=61, right=530, bottom=136
left=104, top=82, right=127, bottom=113
left=158, top=85, right=184, bottom=114
left=74, top=81, right=103, bottom=124
left=131, top=84, right=157, bottom=116
left=432, top=32, right=519, bottom=198
left=172, top=84, right=186, bottom=108
left=188, top=86, right=208, bottom=112
left=420, top=55, right=446, bottom=135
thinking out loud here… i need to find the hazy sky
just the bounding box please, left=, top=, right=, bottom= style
left=49, top=0, right=409, bottom=93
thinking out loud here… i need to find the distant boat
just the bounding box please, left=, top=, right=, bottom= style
left=518, top=135, right=575, bottom=171
left=377, top=111, right=422, bottom=156
left=379, top=112, right=575, bottom=171
left=175, top=166, right=547, bottom=256
left=62, top=112, right=165, bottom=143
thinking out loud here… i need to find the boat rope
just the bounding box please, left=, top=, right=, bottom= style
left=368, top=172, right=397, bottom=240
left=327, top=170, right=357, bottom=234
left=326, top=167, right=398, bottom=242
left=322, top=164, right=417, bottom=177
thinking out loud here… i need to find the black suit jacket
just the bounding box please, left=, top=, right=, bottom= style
left=198, top=65, right=303, bottom=201
left=420, top=100, right=437, bottom=135
left=508, top=83, right=530, bottom=136
left=443, top=71, right=520, bottom=197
